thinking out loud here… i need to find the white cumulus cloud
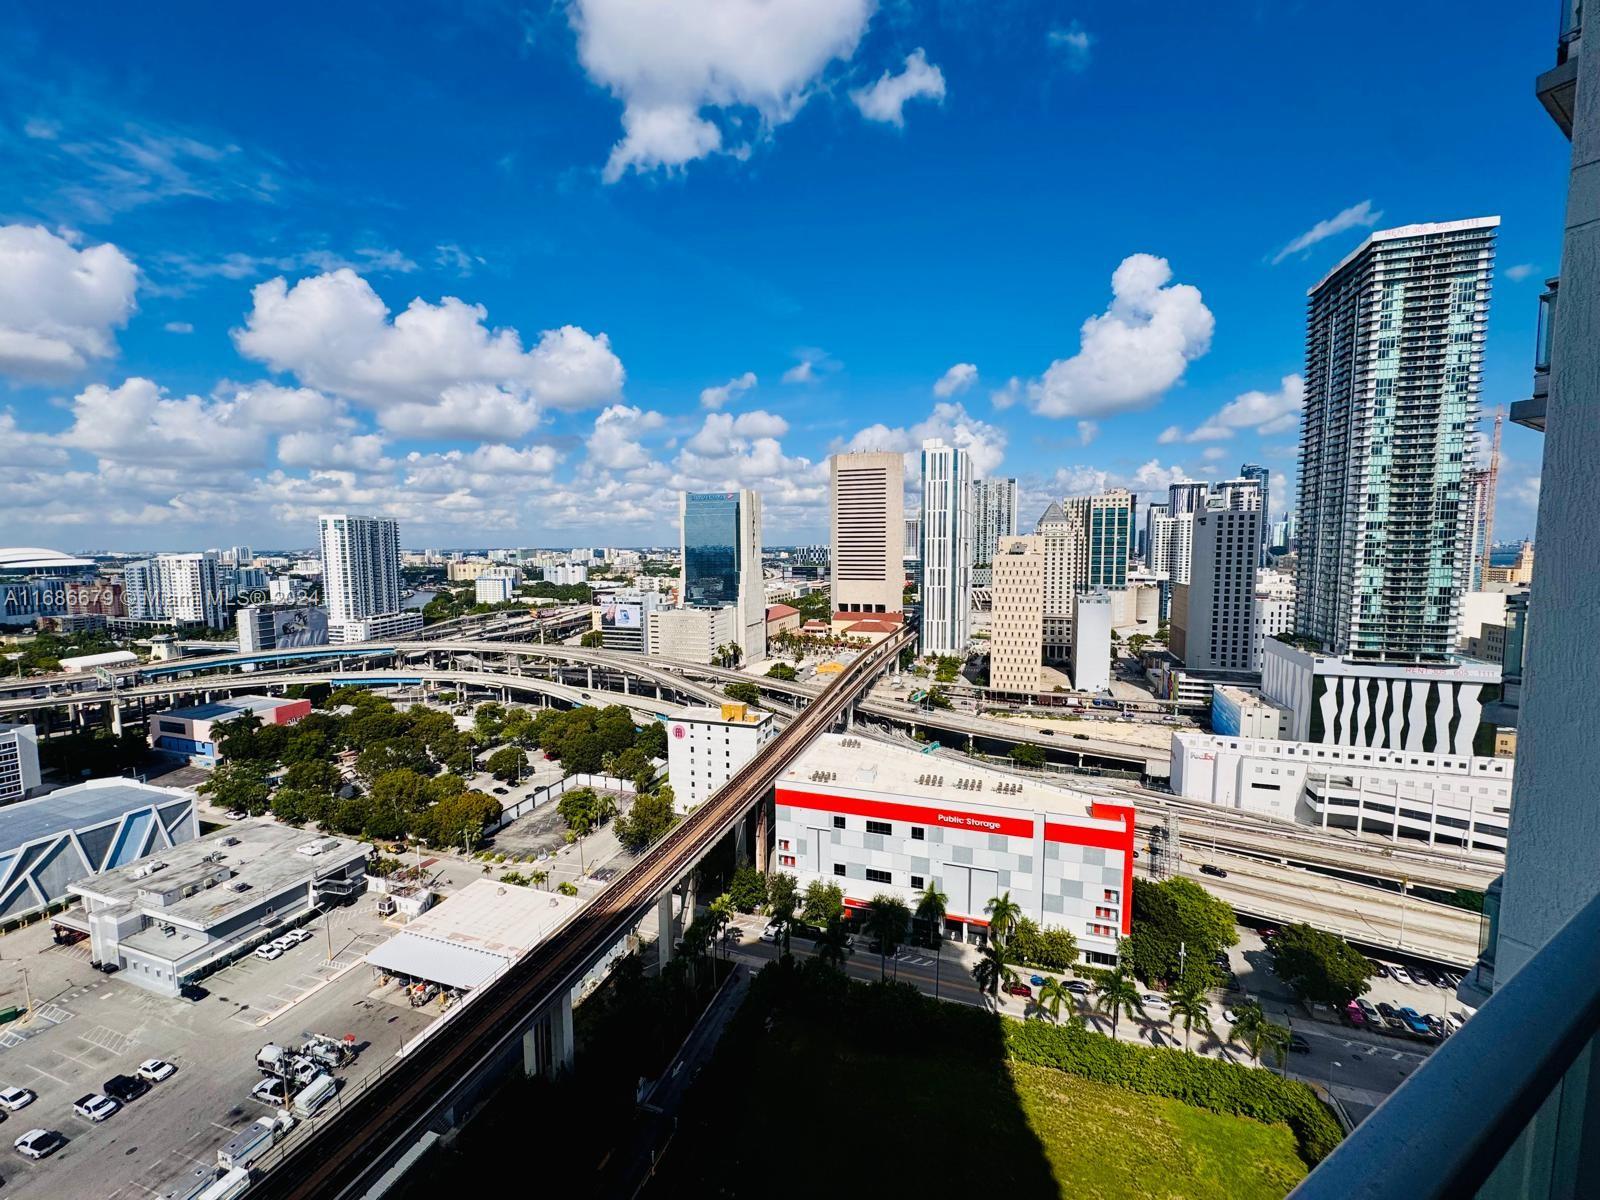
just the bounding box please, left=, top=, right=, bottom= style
left=933, top=362, right=977, bottom=398
left=839, top=401, right=1007, bottom=479
left=587, top=404, right=666, bottom=470
left=1160, top=373, right=1305, bottom=442
left=569, top=0, right=873, bottom=182
left=700, top=370, right=757, bottom=409
left=232, top=268, right=623, bottom=424
left=0, top=224, right=138, bottom=380
left=1023, top=253, right=1213, bottom=421
left=851, top=49, right=946, bottom=127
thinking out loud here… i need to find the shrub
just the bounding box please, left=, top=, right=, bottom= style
left=1003, top=1019, right=1341, bottom=1164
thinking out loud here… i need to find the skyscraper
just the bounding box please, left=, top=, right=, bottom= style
left=972, top=477, right=1020, bottom=568
left=318, top=514, right=418, bottom=642
left=1296, top=217, right=1497, bottom=663
left=830, top=452, right=904, bottom=616
left=1170, top=503, right=1261, bottom=671
left=988, top=535, right=1044, bottom=694
left=1239, top=462, right=1271, bottom=563
left=680, top=490, right=765, bottom=659
left=919, top=439, right=973, bottom=655
left=1035, top=489, right=1135, bottom=660
left=123, top=553, right=227, bottom=629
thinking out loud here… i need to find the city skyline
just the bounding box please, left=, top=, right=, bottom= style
left=0, top=1, right=1553, bottom=551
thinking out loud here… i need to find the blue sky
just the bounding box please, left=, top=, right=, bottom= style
left=0, top=0, right=1561, bottom=551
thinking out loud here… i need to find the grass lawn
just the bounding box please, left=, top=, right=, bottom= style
left=653, top=965, right=1310, bottom=1199
left=1012, top=1060, right=1308, bottom=1200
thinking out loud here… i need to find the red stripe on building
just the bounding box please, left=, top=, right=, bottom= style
left=775, top=787, right=1036, bottom=839
left=1046, top=803, right=1137, bottom=935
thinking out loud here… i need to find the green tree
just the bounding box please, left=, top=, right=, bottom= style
left=814, top=916, right=853, bottom=970
left=556, top=786, right=615, bottom=836
left=1167, top=980, right=1215, bottom=1053
left=1126, top=877, right=1238, bottom=986
left=201, top=758, right=271, bottom=815
left=801, top=880, right=844, bottom=930
left=708, top=893, right=735, bottom=963
left=484, top=745, right=528, bottom=783
left=971, top=937, right=1019, bottom=1003
left=1009, top=743, right=1046, bottom=768
left=269, top=786, right=319, bottom=827
left=1007, top=918, right=1080, bottom=972
left=915, top=880, right=948, bottom=997
left=1268, top=923, right=1375, bottom=1006
left=356, top=738, right=429, bottom=781
left=767, top=872, right=800, bottom=959
left=614, top=787, right=678, bottom=853
left=862, top=894, right=910, bottom=980
left=765, top=662, right=799, bottom=681
left=634, top=721, right=667, bottom=760
left=724, top=681, right=761, bottom=707
left=557, top=881, right=579, bottom=897
left=283, top=757, right=343, bottom=795
left=1036, top=977, right=1075, bottom=1024
left=715, top=643, right=744, bottom=669
left=1093, top=967, right=1146, bottom=1039
left=1127, top=632, right=1150, bottom=657
left=926, top=686, right=952, bottom=710
left=579, top=630, right=604, bottom=648
left=727, top=864, right=769, bottom=913
left=985, top=891, right=1023, bottom=944
left=473, top=702, right=508, bottom=745
left=213, top=712, right=267, bottom=762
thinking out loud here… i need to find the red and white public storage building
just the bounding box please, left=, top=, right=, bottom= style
left=774, top=734, right=1136, bottom=965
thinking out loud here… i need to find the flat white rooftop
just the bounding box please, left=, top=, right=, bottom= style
left=782, top=734, right=1106, bottom=821
left=668, top=704, right=772, bottom=727
left=363, top=879, right=578, bottom=991
left=71, top=821, right=368, bottom=929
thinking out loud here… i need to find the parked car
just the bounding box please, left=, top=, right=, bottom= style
left=0, top=1088, right=34, bottom=1112
left=759, top=923, right=780, bottom=943
left=13, top=1129, right=64, bottom=1160
left=1199, top=863, right=1228, bottom=879
left=1398, top=1006, right=1434, bottom=1037
left=1343, top=1001, right=1367, bottom=1028
left=1221, top=1008, right=1238, bottom=1024
left=251, top=1077, right=290, bottom=1107
left=1288, top=1033, right=1312, bottom=1054
left=102, top=1074, right=150, bottom=1104
left=1064, top=980, right=1092, bottom=995
left=1368, top=959, right=1390, bottom=980
left=72, top=1094, right=118, bottom=1122
left=1391, top=965, right=1416, bottom=986
left=179, top=982, right=209, bottom=1001
left=1140, top=992, right=1169, bottom=1009
left=1002, top=982, right=1033, bottom=999
left=254, top=944, right=283, bottom=962
left=492, top=786, right=508, bottom=796
left=1029, top=975, right=1048, bottom=987
left=1357, top=998, right=1381, bottom=1021
left=287, top=928, right=314, bottom=945
left=138, top=1059, right=177, bottom=1083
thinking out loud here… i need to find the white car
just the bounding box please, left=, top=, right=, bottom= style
left=1140, top=993, right=1169, bottom=1009
left=251, top=1077, right=289, bottom=1106
left=73, top=1093, right=118, bottom=1122
left=14, top=1129, right=64, bottom=1159
left=759, top=923, right=780, bottom=943
left=254, top=944, right=284, bottom=961
left=0, top=1087, right=35, bottom=1111
left=137, top=1059, right=176, bottom=1083
left=270, top=935, right=297, bottom=952
left=288, top=928, right=314, bottom=945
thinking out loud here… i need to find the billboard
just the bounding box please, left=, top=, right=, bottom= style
left=601, top=601, right=642, bottom=630
left=1211, top=687, right=1242, bottom=737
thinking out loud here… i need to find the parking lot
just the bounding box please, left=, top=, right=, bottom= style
left=0, top=902, right=434, bottom=1198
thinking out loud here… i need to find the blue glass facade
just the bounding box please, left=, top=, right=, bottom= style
left=682, top=492, right=744, bottom=607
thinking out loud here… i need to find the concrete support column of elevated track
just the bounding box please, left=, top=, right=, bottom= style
left=520, top=987, right=575, bottom=1079
left=657, top=893, right=676, bottom=970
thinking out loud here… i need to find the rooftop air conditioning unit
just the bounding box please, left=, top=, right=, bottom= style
left=221, top=836, right=240, bottom=847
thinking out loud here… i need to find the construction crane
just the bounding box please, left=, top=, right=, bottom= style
left=1481, top=406, right=1504, bottom=583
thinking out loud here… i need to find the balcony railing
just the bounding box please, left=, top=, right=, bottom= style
left=1291, top=884, right=1600, bottom=1198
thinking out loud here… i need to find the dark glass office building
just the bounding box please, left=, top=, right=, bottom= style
left=682, top=492, right=744, bottom=606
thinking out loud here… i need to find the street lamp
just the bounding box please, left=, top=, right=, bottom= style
left=1327, top=1059, right=1342, bottom=1101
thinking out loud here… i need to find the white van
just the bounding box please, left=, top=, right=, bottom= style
left=196, top=1167, right=251, bottom=1200
left=217, top=1114, right=292, bottom=1171
left=290, top=1073, right=336, bottom=1118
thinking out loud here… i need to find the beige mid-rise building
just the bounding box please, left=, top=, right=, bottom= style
left=989, top=535, right=1044, bottom=694
left=830, top=452, right=905, bottom=616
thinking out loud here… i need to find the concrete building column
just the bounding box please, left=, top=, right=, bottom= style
left=586, top=666, right=594, bottom=689
left=733, top=817, right=749, bottom=867
left=519, top=988, right=575, bottom=1078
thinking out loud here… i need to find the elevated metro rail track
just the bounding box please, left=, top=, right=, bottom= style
left=245, top=623, right=915, bottom=1200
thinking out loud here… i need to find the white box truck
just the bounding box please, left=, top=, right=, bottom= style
left=196, top=1167, right=252, bottom=1200
left=217, top=1114, right=293, bottom=1171
left=291, top=1073, right=336, bottom=1118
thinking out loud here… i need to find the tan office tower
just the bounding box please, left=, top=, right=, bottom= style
left=989, top=535, right=1044, bottom=694
left=830, top=451, right=904, bottom=615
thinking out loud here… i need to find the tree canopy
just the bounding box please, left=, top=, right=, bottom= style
left=1268, top=924, right=1375, bottom=1006
left=1125, top=877, right=1238, bottom=987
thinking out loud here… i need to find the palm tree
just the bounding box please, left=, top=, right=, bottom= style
left=915, top=881, right=948, bottom=998
left=862, top=895, right=909, bottom=980
left=1094, top=968, right=1145, bottom=1040
left=1259, top=1021, right=1293, bottom=1073
left=1036, top=977, right=1073, bottom=1024
left=707, top=893, right=734, bottom=965
left=971, top=938, right=1018, bottom=1005
left=815, top=917, right=853, bottom=970
left=985, top=892, right=1023, bottom=945
left=768, top=874, right=799, bottom=960
left=1166, top=982, right=1214, bottom=1053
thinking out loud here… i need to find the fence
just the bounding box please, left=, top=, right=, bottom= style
left=487, top=772, right=642, bottom=832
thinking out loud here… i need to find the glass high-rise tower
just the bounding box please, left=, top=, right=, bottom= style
left=1296, top=217, right=1498, bottom=663
left=918, top=439, right=973, bottom=655
left=679, top=490, right=765, bottom=659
